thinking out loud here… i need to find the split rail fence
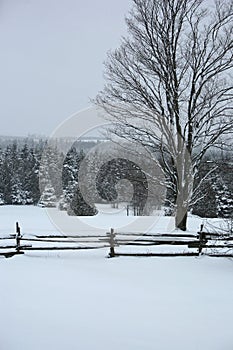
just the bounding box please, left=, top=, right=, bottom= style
left=1, top=223, right=233, bottom=259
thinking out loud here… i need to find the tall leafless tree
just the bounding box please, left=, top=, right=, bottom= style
left=96, top=0, right=233, bottom=230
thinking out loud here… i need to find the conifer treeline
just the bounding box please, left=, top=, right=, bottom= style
left=0, top=140, right=97, bottom=215
left=0, top=142, right=41, bottom=205
left=0, top=139, right=232, bottom=218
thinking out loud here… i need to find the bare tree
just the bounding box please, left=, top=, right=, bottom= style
left=96, top=0, right=233, bottom=231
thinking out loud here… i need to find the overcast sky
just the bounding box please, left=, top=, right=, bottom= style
left=0, top=0, right=131, bottom=136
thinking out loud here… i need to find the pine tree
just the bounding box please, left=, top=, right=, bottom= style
left=67, top=185, right=97, bottom=216
left=39, top=143, right=63, bottom=199
left=192, top=181, right=218, bottom=218
left=62, top=147, right=79, bottom=202
left=214, top=177, right=233, bottom=218
left=3, top=143, right=19, bottom=204
left=96, top=157, right=148, bottom=214
left=61, top=148, right=85, bottom=210
left=39, top=183, right=57, bottom=207
left=192, top=157, right=233, bottom=218
left=0, top=139, right=47, bottom=206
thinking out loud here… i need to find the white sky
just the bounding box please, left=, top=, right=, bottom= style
left=0, top=0, right=131, bottom=136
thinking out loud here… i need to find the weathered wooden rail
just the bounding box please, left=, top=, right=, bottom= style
left=1, top=223, right=233, bottom=259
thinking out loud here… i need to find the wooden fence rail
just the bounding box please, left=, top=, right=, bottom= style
left=0, top=223, right=233, bottom=259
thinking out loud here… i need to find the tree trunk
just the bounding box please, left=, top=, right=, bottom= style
left=175, top=205, right=188, bottom=231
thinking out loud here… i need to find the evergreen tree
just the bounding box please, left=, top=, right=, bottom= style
left=96, top=158, right=148, bottom=214
left=39, top=183, right=57, bottom=207
left=192, top=157, right=233, bottom=218
left=3, top=143, right=18, bottom=204
left=0, top=139, right=42, bottom=206
left=214, top=176, right=233, bottom=218
left=68, top=185, right=97, bottom=216
left=39, top=143, right=63, bottom=199
left=61, top=148, right=85, bottom=210
left=62, top=147, right=79, bottom=202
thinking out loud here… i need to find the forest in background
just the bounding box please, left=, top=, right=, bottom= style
left=0, top=136, right=232, bottom=218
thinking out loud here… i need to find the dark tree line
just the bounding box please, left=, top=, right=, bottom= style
left=0, top=139, right=232, bottom=219
left=0, top=140, right=98, bottom=215
left=96, top=158, right=149, bottom=214
left=0, top=142, right=41, bottom=205
left=191, top=154, right=233, bottom=218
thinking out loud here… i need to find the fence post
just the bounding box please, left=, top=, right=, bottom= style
left=198, top=224, right=206, bottom=255
left=108, top=228, right=116, bottom=258
left=16, top=222, right=21, bottom=251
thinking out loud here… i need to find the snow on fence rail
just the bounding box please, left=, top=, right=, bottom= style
left=1, top=223, right=233, bottom=259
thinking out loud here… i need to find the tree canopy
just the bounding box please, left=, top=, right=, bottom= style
left=96, top=0, right=233, bottom=230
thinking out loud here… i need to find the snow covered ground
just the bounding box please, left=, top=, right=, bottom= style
left=1, top=206, right=233, bottom=350
left=0, top=204, right=205, bottom=237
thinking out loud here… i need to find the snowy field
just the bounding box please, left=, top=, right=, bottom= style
left=0, top=204, right=205, bottom=237
left=1, top=206, right=233, bottom=350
